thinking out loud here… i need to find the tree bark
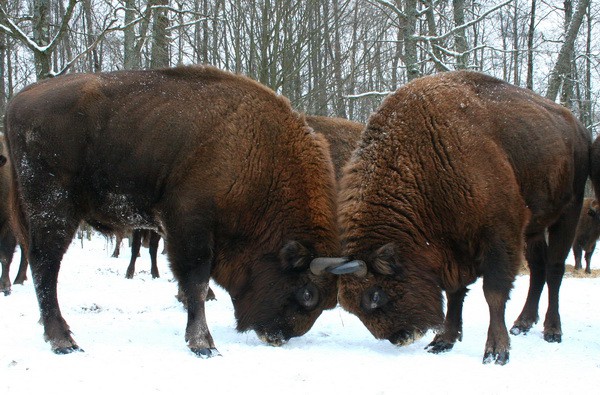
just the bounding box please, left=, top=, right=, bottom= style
left=150, top=0, right=170, bottom=68
left=453, top=0, right=468, bottom=69
left=526, top=0, right=536, bottom=90
left=545, top=0, right=590, bottom=102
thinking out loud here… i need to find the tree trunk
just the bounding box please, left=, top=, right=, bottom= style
left=526, top=0, right=536, bottom=90
left=545, top=0, right=590, bottom=102
left=124, top=0, right=141, bottom=69
left=403, top=0, right=419, bottom=80
left=453, top=0, right=468, bottom=69
left=83, top=0, right=100, bottom=72
left=150, top=0, right=170, bottom=68
left=32, top=0, right=51, bottom=79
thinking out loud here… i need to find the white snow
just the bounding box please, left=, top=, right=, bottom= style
left=2, top=234, right=599, bottom=394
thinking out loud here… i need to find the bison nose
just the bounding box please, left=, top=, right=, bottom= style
left=388, top=329, right=424, bottom=346
left=256, top=330, right=289, bottom=347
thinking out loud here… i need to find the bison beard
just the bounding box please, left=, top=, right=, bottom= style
left=333, top=71, right=590, bottom=365
left=4, top=65, right=340, bottom=357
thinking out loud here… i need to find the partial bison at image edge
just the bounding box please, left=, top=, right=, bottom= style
left=328, top=70, right=591, bottom=365
left=4, top=65, right=342, bottom=357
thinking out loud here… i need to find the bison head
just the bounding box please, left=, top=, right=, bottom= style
left=230, top=240, right=338, bottom=346
left=334, top=243, right=445, bottom=346
left=588, top=199, right=600, bottom=219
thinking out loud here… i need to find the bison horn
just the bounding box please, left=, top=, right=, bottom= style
left=310, top=257, right=348, bottom=275
left=329, top=260, right=367, bottom=277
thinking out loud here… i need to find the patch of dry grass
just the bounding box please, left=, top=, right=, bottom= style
left=518, top=263, right=600, bottom=278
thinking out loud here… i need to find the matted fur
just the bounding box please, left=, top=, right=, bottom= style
left=4, top=65, right=340, bottom=355
left=337, top=71, right=590, bottom=364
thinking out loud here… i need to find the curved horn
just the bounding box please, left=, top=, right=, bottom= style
left=329, top=260, right=367, bottom=277
left=310, top=257, right=348, bottom=275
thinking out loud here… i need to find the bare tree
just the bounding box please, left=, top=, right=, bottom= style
left=545, top=0, right=590, bottom=102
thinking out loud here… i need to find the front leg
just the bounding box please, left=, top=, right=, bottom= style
left=165, top=216, right=221, bottom=358
left=181, top=273, right=220, bottom=358
left=426, top=287, right=468, bottom=354
left=482, top=285, right=510, bottom=365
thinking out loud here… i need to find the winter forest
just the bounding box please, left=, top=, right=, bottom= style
left=0, top=0, right=597, bottom=133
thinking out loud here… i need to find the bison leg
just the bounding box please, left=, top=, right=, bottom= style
left=542, top=204, right=581, bottom=343
left=29, top=215, right=81, bottom=354
left=0, top=232, right=17, bottom=295
left=482, top=285, right=510, bottom=365
left=148, top=231, right=161, bottom=279
left=584, top=244, right=595, bottom=274
left=572, top=243, right=583, bottom=270
left=165, top=215, right=220, bottom=358
left=125, top=230, right=143, bottom=279
left=427, top=287, right=468, bottom=354
left=511, top=237, right=546, bottom=336
left=111, top=234, right=123, bottom=258
left=0, top=259, right=11, bottom=296
left=13, top=245, right=29, bottom=285
left=481, top=238, right=518, bottom=365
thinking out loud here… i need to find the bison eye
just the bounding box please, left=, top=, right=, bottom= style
left=296, top=284, right=319, bottom=310
left=361, top=287, right=389, bottom=311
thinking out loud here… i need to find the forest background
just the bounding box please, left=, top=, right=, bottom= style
left=0, top=0, right=597, bottom=137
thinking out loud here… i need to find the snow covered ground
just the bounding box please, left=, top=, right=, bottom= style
left=2, top=235, right=599, bottom=394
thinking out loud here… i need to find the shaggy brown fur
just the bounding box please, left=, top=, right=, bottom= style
left=336, top=71, right=590, bottom=365
left=305, top=116, right=363, bottom=181
left=0, top=136, right=28, bottom=295
left=573, top=198, right=600, bottom=274
left=4, top=65, right=340, bottom=357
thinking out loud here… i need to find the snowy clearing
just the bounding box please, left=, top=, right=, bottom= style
left=2, top=235, right=599, bottom=394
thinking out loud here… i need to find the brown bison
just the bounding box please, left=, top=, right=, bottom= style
left=4, top=65, right=341, bottom=357
left=0, top=136, right=28, bottom=295
left=324, top=71, right=590, bottom=365
left=572, top=198, right=600, bottom=274
left=305, top=115, right=363, bottom=181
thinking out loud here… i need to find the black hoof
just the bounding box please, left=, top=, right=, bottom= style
left=2, top=289, right=11, bottom=296
left=426, top=340, right=454, bottom=354
left=483, top=351, right=509, bottom=365
left=191, top=347, right=221, bottom=359
left=53, top=345, right=84, bottom=355
left=543, top=333, right=562, bottom=343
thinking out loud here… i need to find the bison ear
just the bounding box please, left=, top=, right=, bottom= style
left=279, top=240, right=312, bottom=271
left=372, top=243, right=399, bottom=276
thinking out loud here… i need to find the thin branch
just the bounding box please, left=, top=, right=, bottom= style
left=417, top=0, right=513, bottom=42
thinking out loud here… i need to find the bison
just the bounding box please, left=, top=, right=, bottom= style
left=4, top=65, right=341, bottom=357
left=572, top=198, right=600, bottom=274
left=324, top=71, right=590, bottom=365
left=0, top=136, right=28, bottom=295
left=305, top=115, right=363, bottom=182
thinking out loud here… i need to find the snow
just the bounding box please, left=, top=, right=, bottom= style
left=2, top=235, right=600, bottom=394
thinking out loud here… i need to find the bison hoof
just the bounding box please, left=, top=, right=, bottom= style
left=2, top=289, right=11, bottom=296
left=509, top=325, right=529, bottom=336
left=53, top=345, right=84, bottom=355
left=543, top=332, right=562, bottom=343
left=426, top=340, right=455, bottom=354
left=585, top=269, right=592, bottom=274
left=191, top=347, right=221, bottom=359
left=483, top=350, right=509, bottom=365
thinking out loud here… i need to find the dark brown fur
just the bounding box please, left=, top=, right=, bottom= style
left=337, top=71, right=590, bottom=364
left=5, top=65, right=340, bottom=356
left=305, top=116, right=363, bottom=181
left=0, top=136, right=28, bottom=295
left=572, top=198, right=600, bottom=274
